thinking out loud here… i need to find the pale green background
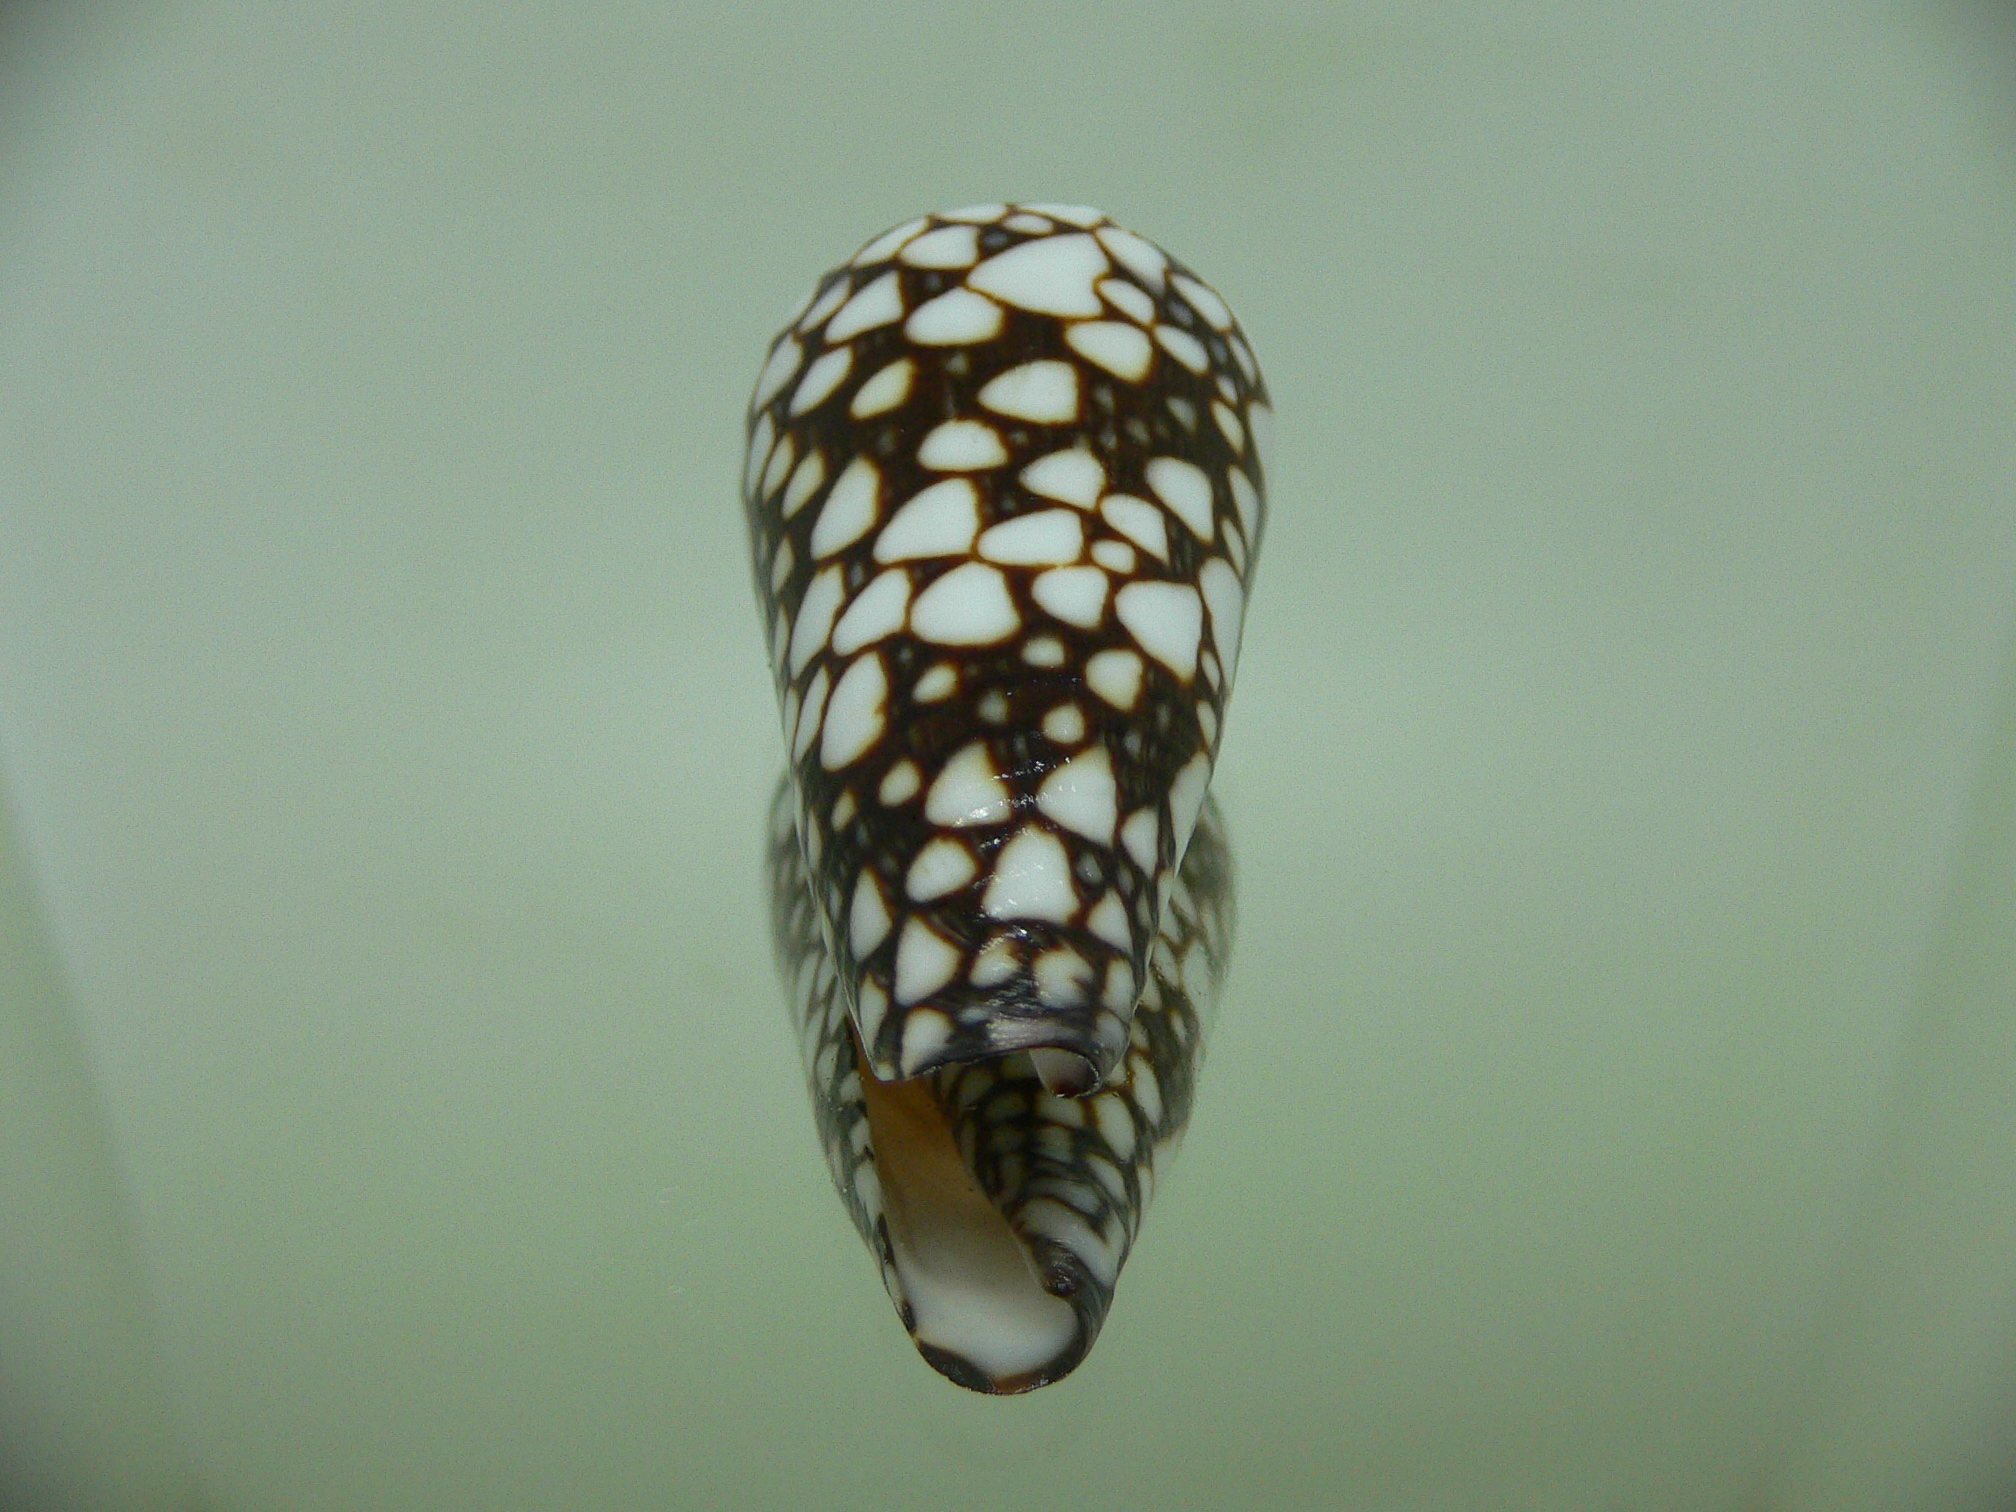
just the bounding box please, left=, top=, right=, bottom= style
left=3, top=2, right=2016, bottom=1509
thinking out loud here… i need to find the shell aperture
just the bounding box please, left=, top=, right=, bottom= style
left=746, top=204, right=1266, bottom=1391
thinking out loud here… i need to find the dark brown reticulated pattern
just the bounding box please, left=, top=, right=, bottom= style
left=745, top=203, right=1268, bottom=1094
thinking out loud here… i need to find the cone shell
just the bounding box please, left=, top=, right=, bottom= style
left=745, top=203, right=1266, bottom=1391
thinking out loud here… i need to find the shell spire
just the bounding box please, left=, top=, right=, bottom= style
left=766, top=775, right=1234, bottom=1392
left=746, top=203, right=1267, bottom=1390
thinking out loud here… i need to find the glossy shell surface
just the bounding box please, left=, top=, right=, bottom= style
left=745, top=203, right=1267, bottom=1391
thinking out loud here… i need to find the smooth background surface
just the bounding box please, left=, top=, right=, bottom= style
left=3, top=3, right=2016, bottom=1508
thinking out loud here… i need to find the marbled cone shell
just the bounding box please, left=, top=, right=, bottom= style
left=744, top=203, right=1268, bottom=1089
